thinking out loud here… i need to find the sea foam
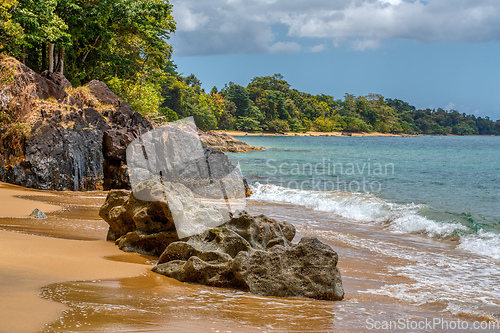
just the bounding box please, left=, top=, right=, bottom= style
left=249, top=183, right=500, bottom=260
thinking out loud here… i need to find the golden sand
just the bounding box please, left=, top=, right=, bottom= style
left=0, top=183, right=148, bottom=333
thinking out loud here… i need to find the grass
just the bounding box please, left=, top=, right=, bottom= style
left=66, top=86, right=111, bottom=111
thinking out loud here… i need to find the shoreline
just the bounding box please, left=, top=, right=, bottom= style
left=218, top=130, right=418, bottom=137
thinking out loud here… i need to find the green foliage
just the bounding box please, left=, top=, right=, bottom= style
left=344, top=117, right=372, bottom=132
left=158, top=107, right=178, bottom=122
left=288, top=118, right=304, bottom=132
left=1, top=0, right=175, bottom=86
left=0, top=109, right=11, bottom=127
left=223, top=82, right=251, bottom=117
left=0, top=0, right=23, bottom=51
left=107, top=75, right=162, bottom=118
left=266, top=119, right=290, bottom=133
left=236, top=116, right=262, bottom=132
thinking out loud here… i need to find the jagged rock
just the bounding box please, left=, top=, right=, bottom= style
left=41, top=71, right=72, bottom=94
left=29, top=208, right=47, bottom=219
left=198, top=130, right=260, bottom=153
left=86, top=80, right=120, bottom=106
left=0, top=56, right=152, bottom=190
left=231, top=237, right=344, bottom=300
left=0, top=56, right=260, bottom=192
left=115, top=230, right=180, bottom=257
left=152, top=211, right=344, bottom=301
left=99, top=179, right=229, bottom=255
left=102, top=126, right=146, bottom=190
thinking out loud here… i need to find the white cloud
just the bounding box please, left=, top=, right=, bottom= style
left=268, top=41, right=301, bottom=53
left=349, top=39, right=382, bottom=51
left=310, top=43, right=326, bottom=53
left=170, top=0, right=500, bottom=56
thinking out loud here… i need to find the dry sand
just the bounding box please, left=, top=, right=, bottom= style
left=0, top=183, right=149, bottom=333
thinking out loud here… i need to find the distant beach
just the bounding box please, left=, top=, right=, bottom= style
left=219, top=130, right=416, bottom=137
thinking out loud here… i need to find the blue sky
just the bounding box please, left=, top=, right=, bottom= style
left=169, top=0, right=500, bottom=120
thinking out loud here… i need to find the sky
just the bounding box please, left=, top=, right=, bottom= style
left=168, top=0, right=500, bottom=120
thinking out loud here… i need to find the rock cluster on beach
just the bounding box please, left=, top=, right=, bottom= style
left=99, top=184, right=344, bottom=301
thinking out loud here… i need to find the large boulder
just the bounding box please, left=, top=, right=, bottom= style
left=99, top=179, right=228, bottom=256
left=153, top=211, right=344, bottom=301
left=0, top=55, right=153, bottom=190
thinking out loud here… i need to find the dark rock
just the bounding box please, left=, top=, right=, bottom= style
left=41, top=71, right=72, bottom=92
left=231, top=237, right=344, bottom=300
left=0, top=56, right=256, bottom=193
left=102, top=126, right=147, bottom=190
left=29, top=208, right=47, bottom=219
left=153, top=211, right=344, bottom=301
left=0, top=56, right=153, bottom=191
left=116, top=230, right=179, bottom=257
left=86, top=80, right=120, bottom=106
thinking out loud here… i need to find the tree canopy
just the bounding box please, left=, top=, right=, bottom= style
left=1, top=3, right=498, bottom=135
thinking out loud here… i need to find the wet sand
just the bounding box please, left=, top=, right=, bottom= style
left=0, top=182, right=61, bottom=218
left=0, top=182, right=497, bottom=332
left=0, top=183, right=149, bottom=333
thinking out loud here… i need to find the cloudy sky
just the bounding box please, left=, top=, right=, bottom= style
left=169, top=0, right=500, bottom=119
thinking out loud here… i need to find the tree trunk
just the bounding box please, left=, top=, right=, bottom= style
left=42, top=43, right=47, bottom=71
left=59, top=47, right=65, bottom=75
left=48, top=43, right=55, bottom=72
left=54, top=47, right=59, bottom=72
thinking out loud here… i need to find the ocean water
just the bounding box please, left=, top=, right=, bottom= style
left=230, top=135, right=500, bottom=319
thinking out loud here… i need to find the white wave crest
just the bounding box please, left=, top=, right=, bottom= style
left=251, top=183, right=484, bottom=237
left=250, top=183, right=500, bottom=260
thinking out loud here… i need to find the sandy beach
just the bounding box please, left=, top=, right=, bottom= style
left=218, top=130, right=414, bottom=137
left=0, top=183, right=150, bottom=333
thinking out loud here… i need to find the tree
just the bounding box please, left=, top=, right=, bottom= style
left=236, top=116, right=262, bottom=132
left=266, top=119, right=290, bottom=133
left=107, top=75, right=163, bottom=118
left=0, top=0, right=23, bottom=52
left=223, top=82, right=251, bottom=117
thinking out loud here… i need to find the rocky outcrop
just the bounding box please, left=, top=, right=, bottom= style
left=99, top=179, right=229, bottom=256
left=99, top=187, right=344, bottom=301
left=153, top=211, right=343, bottom=301
left=198, top=130, right=260, bottom=153
left=0, top=55, right=152, bottom=190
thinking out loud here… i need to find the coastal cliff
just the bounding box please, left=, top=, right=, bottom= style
left=0, top=56, right=256, bottom=191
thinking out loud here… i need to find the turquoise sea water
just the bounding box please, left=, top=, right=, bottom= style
left=230, top=135, right=500, bottom=259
